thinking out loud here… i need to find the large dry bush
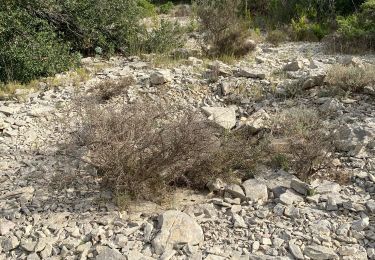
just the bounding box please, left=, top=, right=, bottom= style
left=269, top=107, right=334, bottom=180
left=70, top=100, right=265, bottom=203
left=194, top=0, right=254, bottom=57
left=326, top=64, right=375, bottom=93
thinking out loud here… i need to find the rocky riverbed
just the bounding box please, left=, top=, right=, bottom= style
left=0, top=42, right=374, bottom=259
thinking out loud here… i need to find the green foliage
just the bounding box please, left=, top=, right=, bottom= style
left=159, top=1, right=174, bottom=14
left=0, top=6, right=79, bottom=83
left=142, top=20, right=185, bottom=54
left=138, top=0, right=157, bottom=17
left=334, top=0, right=375, bottom=51
left=291, top=16, right=329, bottom=41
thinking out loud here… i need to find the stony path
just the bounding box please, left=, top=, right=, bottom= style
left=0, top=42, right=374, bottom=259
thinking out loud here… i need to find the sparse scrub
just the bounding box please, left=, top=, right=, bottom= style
left=93, top=77, right=136, bottom=102
left=266, top=29, right=289, bottom=46
left=69, top=99, right=267, bottom=203
left=195, top=0, right=254, bottom=57
left=269, top=107, right=334, bottom=180
left=326, top=64, right=375, bottom=92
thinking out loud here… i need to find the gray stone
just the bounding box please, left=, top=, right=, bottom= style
left=0, top=219, right=16, bottom=235
left=242, top=109, right=270, bottom=133
left=225, top=184, right=245, bottom=199
left=283, top=60, right=304, bottom=71
left=288, top=242, right=304, bottom=260
left=351, top=217, right=369, bottom=231
left=202, top=106, right=236, bottom=129
left=27, top=253, right=41, bottom=260
left=279, top=189, right=304, bottom=205
left=304, top=245, right=338, bottom=259
left=96, top=246, right=127, bottom=260
left=242, top=179, right=268, bottom=202
left=152, top=210, right=203, bottom=255
left=1, top=235, right=19, bottom=252
left=232, top=213, right=246, bottom=228
left=314, top=181, right=341, bottom=194
left=291, top=179, right=311, bottom=196
left=338, top=245, right=358, bottom=256
left=150, top=70, right=172, bottom=85
left=237, top=68, right=266, bottom=79
left=365, top=200, right=375, bottom=213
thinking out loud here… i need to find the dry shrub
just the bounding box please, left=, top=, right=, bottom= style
left=266, top=29, right=289, bottom=46
left=269, top=107, right=334, bottom=180
left=71, top=100, right=265, bottom=203
left=93, top=76, right=135, bottom=101
left=326, top=64, right=375, bottom=93
left=195, top=0, right=254, bottom=57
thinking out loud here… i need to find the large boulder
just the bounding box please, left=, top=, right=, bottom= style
left=152, top=210, right=204, bottom=255
left=202, top=106, right=237, bottom=130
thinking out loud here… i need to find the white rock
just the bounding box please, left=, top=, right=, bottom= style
left=95, top=246, right=126, bottom=260
left=0, top=219, right=16, bottom=235
left=283, top=60, right=304, bottom=71
left=279, top=189, right=304, bottom=205
left=242, top=179, right=268, bottom=202
left=289, top=242, right=304, bottom=259
left=304, top=245, right=338, bottom=259
left=202, top=106, right=236, bottom=130
left=152, top=210, right=203, bottom=255
left=150, top=70, right=172, bottom=85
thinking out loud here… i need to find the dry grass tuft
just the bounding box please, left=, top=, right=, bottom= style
left=326, top=64, right=375, bottom=93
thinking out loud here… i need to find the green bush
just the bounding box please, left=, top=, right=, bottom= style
left=291, top=16, right=329, bottom=41
left=159, top=1, right=174, bottom=14
left=266, top=29, right=289, bottom=45
left=0, top=7, right=79, bottom=83
left=142, top=20, right=185, bottom=54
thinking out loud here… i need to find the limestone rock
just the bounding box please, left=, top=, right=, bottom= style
left=96, top=246, right=127, bottom=260
left=283, top=60, right=304, bottom=71
left=152, top=210, right=204, bottom=255
left=304, top=245, right=338, bottom=260
left=242, top=179, right=268, bottom=202
left=0, top=219, right=16, bottom=235
left=150, top=70, right=172, bottom=85
left=202, top=106, right=236, bottom=129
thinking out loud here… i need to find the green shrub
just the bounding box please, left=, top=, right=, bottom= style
left=142, top=20, right=185, bottom=54
left=0, top=7, right=79, bottom=83
left=291, top=16, right=329, bottom=41
left=138, top=0, right=157, bottom=17
left=159, top=1, right=174, bottom=14
left=330, top=0, right=375, bottom=52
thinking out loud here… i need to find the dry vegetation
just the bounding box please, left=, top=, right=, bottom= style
left=69, top=97, right=269, bottom=203
left=326, top=64, right=375, bottom=93
left=268, top=107, right=334, bottom=180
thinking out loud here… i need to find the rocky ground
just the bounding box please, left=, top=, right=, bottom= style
left=0, top=41, right=374, bottom=260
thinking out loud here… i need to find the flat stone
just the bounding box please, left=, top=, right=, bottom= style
left=237, top=68, right=266, bottom=79
left=291, top=179, right=311, bottom=196
left=289, top=242, right=304, bottom=260
left=202, top=106, right=236, bottom=130
left=232, top=213, right=246, bottom=228
left=283, top=60, right=304, bottom=71
left=96, top=246, right=126, bottom=260
left=152, top=210, right=203, bottom=255
left=225, top=184, right=245, bottom=199
left=242, top=179, right=268, bottom=202
left=366, top=200, right=375, bottom=213
left=1, top=235, right=19, bottom=252
left=304, top=245, right=338, bottom=259
left=150, top=70, right=172, bottom=85
left=279, top=189, right=304, bottom=205
left=314, top=180, right=341, bottom=194
left=0, top=106, right=20, bottom=116
left=0, top=219, right=16, bottom=235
